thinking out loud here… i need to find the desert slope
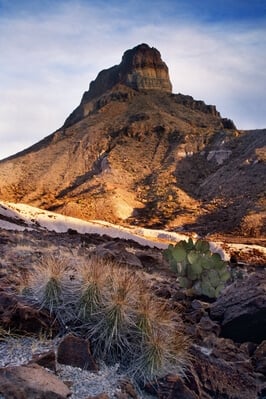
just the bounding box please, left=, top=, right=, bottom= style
left=0, top=44, right=265, bottom=238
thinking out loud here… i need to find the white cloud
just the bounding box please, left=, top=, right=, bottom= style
left=0, top=1, right=265, bottom=159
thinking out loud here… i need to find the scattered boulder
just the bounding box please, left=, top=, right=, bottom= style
left=57, top=334, right=98, bottom=371
left=0, top=363, right=71, bottom=399
left=29, top=350, right=56, bottom=371
left=210, top=271, right=266, bottom=343
left=195, top=315, right=221, bottom=339
left=0, top=289, right=59, bottom=336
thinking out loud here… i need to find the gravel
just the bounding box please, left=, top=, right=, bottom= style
left=0, top=336, right=156, bottom=398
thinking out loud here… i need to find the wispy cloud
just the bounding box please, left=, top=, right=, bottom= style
left=0, top=0, right=265, bottom=159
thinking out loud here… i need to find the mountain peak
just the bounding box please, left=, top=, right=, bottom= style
left=82, top=43, right=172, bottom=103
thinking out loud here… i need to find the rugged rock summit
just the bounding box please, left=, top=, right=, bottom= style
left=65, top=43, right=172, bottom=127
left=85, top=43, right=172, bottom=99
left=0, top=44, right=265, bottom=239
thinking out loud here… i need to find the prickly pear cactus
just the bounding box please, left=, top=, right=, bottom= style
left=163, top=238, right=230, bottom=298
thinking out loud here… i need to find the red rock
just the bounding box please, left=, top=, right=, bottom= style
left=29, top=349, right=56, bottom=371
left=155, top=374, right=198, bottom=399
left=187, top=345, right=263, bottom=399
left=0, top=289, right=59, bottom=336
left=0, top=363, right=70, bottom=399
left=57, top=334, right=98, bottom=371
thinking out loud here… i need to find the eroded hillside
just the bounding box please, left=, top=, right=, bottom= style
left=0, top=44, right=265, bottom=238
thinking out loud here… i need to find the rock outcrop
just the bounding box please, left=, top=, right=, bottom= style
left=57, top=334, right=98, bottom=371
left=64, top=43, right=172, bottom=127
left=210, top=271, right=266, bottom=343
left=83, top=43, right=172, bottom=101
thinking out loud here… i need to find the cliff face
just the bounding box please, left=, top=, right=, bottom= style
left=85, top=43, right=172, bottom=100
left=0, top=44, right=264, bottom=238
left=64, top=44, right=172, bottom=127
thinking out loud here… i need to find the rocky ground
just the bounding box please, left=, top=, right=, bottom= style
left=0, top=226, right=265, bottom=399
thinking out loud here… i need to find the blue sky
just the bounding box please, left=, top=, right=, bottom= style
left=0, top=0, right=265, bottom=159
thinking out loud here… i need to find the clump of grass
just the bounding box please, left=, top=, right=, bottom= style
left=0, top=325, right=22, bottom=341
left=26, top=254, right=70, bottom=315
left=0, top=326, right=11, bottom=341
left=128, top=293, right=190, bottom=382
left=22, top=253, right=191, bottom=383
left=131, top=324, right=190, bottom=382
left=76, top=256, right=108, bottom=321
left=77, top=259, right=190, bottom=381
left=88, top=266, right=139, bottom=360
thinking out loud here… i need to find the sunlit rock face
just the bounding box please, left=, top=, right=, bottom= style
left=82, top=43, right=172, bottom=103
left=0, top=43, right=265, bottom=238
left=120, top=43, right=172, bottom=92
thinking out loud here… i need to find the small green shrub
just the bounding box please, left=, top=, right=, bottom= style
left=164, top=238, right=230, bottom=298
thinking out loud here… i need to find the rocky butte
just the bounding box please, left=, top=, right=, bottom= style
left=0, top=43, right=265, bottom=239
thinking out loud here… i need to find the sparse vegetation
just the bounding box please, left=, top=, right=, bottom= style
left=25, top=255, right=71, bottom=315
left=164, top=238, right=231, bottom=298
left=21, top=253, right=190, bottom=383
left=76, top=256, right=108, bottom=322
left=130, top=295, right=189, bottom=382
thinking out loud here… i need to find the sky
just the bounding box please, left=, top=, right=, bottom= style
left=0, top=0, right=266, bottom=160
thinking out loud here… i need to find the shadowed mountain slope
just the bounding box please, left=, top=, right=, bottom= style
left=0, top=44, right=265, bottom=238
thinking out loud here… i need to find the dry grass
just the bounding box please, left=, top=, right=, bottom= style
left=26, top=254, right=70, bottom=314
left=89, top=267, right=139, bottom=359
left=129, top=293, right=190, bottom=382
left=76, top=256, right=109, bottom=321
left=22, top=253, right=190, bottom=382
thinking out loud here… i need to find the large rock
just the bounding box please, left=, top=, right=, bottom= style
left=57, top=334, right=98, bottom=371
left=210, top=271, right=266, bottom=343
left=187, top=345, right=263, bottom=399
left=148, top=344, right=264, bottom=399
left=81, top=43, right=172, bottom=104
left=0, top=44, right=264, bottom=237
left=0, top=289, right=59, bottom=336
left=0, top=363, right=71, bottom=399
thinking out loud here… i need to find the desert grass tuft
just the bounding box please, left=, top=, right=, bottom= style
left=25, top=254, right=70, bottom=315
left=132, top=327, right=190, bottom=382
left=21, top=253, right=191, bottom=383
left=89, top=266, right=139, bottom=360
left=0, top=326, right=11, bottom=341
left=127, top=291, right=190, bottom=382
left=0, top=325, right=22, bottom=341
left=76, top=256, right=108, bottom=321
